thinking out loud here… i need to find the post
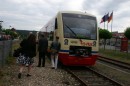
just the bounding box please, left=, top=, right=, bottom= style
left=1, top=41, right=5, bottom=67
left=0, top=21, right=3, bottom=32
left=104, top=22, right=105, bottom=29
left=111, top=19, right=113, bottom=32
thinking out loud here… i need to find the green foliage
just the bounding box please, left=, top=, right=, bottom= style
left=99, top=29, right=112, bottom=39
left=2, top=29, right=38, bottom=39
left=2, top=29, right=19, bottom=39
left=0, top=25, right=2, bottom=31
left=99, top=29, right=112, bottom=50
left=16, top=30, right=37, bottom=39
left=99, top=48, right=130, bottom=63
left=124, top=27, right=130, bottom=39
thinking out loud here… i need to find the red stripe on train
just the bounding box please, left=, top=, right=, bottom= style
left=58, top=53, right=98, bottom=66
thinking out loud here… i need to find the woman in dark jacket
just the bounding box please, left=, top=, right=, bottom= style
left=17, top=34, right=36, bottom=79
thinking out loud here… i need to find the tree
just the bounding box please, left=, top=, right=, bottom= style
left=0, top=25, right=2, bottom=31
left=2, top=29, right=19, bottom=39
left=124, top=27, right=130, bottom=53
left=99, top=29, right=112, bottom=49
left=124, top=27, right=130, bottom=39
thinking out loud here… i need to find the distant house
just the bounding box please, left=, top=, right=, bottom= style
left=101, top=31, right=128, bottom=46
left=112, top=32, right=125, bottom=38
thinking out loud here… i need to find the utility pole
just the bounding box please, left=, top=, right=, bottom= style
left=9, top=25, right=11, bottom=29
left=0, top=21, right=3, bottom=32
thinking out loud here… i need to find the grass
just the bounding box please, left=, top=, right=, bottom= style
left=6, top=41, right=20, bottom=65
left=5, top=56, right=16, bottom=65
left=12, top=43, right=20, bottom=50
left=0, top=41, right=19, bottom=86
left=0, top=57, right=16, bottom=86
left=99, top=48, right=130, bottom=63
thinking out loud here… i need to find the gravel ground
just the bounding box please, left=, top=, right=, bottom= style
left=1, top=57, right=81, bottom=86
left=92, top=61, right=130, bottom=86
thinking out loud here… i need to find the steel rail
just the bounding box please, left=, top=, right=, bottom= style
left=98, top=56, right=130, bottom=70
left=65, top=67, right=124, bottom=86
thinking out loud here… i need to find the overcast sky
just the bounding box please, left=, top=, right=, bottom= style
left=0, top=0, right=130, bottom=32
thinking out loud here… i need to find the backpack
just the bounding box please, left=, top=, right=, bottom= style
left=50, top=41, right=60, bottom=53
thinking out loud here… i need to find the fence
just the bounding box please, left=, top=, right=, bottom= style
left=100, top=39, right=130, bottom=52
left=99, top=44, right=130, bottom=53
left=0, top=39, right=19, bottom=67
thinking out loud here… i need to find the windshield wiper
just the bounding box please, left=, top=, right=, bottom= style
left=64, top=24, right=78, bottom=38
left=64, top=24, right=83, bottom=42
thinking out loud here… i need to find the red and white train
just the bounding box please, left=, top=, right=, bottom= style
left=40, top=11, right=99, bottom=66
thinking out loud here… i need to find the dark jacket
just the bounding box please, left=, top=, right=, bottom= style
left=38, top=37, right=48, bottom=53
left=20, top=39, right=36, bottom=58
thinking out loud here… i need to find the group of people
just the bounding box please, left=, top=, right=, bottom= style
left=17, top=33, right=61, bottom=79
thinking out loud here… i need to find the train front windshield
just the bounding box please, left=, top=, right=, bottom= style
left=62, top=13, right=97, bottom=40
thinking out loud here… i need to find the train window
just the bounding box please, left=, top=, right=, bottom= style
left=55, top=18, right=57, bottom=29
left=49, top=31, right=54, bottom=41
left=62, top=13, right=97, bottom=40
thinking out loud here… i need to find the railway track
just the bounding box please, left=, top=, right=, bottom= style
left=65, top=67, right=124, bottom=86
left=98, top=56, right=130, bottom=71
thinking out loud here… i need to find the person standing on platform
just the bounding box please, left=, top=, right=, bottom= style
left=17, top=34, right=36, bottom=79
left=50, top=36, right=61, bottom=69
left=37, top=34, right=48, bottom=67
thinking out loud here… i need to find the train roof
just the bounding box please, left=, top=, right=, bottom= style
left=40, top=11, right=96, bottom=32
left=57, top=11, right=96, bottom=17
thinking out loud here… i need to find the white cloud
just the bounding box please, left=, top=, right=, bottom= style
left=66, top=0, right=84, bottom=10
left=0, top=0, right=130, bottom=32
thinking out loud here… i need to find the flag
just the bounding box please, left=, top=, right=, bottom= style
left=105, top=13, right=109, bottom=22
left=100, top=15, right=105, bottom=23
left=108, top=12, right=113, bottom=23
left=100, top=13, right=109, bottom=23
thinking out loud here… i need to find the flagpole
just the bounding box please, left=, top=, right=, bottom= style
left=107, top=22, right=108, bottom=30
left=107, top=13, right=109, bottom=30
left=111, top=17, right=113, bottom=32
left=99, top=22, right=100, bottom=29
left=104, top=22, right=105, bottom=29
left=104, top=13, right=106, bottom=29
left=111, top=11, right=113, bottom=32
